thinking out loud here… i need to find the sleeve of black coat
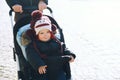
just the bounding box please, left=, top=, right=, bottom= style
left=64, top=48, right=76, bottom=59
left=5, top=0, right=20, bottom=9
left=42, top=0, right=48, bottom=5
left=26, top=43, right=46, bottom=72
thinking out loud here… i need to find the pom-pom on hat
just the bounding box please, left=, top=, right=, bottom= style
left=30, top=10, right=42, bottom=29
left=30, top=10, right=52, bottom=35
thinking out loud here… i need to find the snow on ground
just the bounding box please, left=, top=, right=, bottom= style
left=1, top=0, right=120, bottom=80
left=0, top=0, right=17, bottom=80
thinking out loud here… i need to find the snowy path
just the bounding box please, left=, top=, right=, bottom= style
left=0, top=1, right=17, bottom=80
left=1, top=0, right=120, bottom=80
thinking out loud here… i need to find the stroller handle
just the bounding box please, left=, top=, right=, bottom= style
left=9, top=7, right=53, bottom=16
left=47, top=7, right=53, bottom=14
left=9, top=9, right=13, bottom=16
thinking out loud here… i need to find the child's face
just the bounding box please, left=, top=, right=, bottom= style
left=38, top=29, right=51, bottom=42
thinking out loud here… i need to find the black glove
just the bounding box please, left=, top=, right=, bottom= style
left=45, top=56, right=71, bottom=65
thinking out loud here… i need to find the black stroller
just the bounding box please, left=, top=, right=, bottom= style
left=9, top=7, right=72, bottom=80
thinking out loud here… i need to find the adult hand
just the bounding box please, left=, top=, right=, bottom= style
left=12, top=4, right=23, bottom=13
left=38, top=65, right=47, bottom=74
left=38, top=1, right=47, bottom=12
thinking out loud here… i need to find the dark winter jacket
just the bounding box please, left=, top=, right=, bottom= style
left=5, top=0, right=48, bottom=21
left=6, top=0, right=48, bottom=11
left=26, top=39, right=76, bottom=80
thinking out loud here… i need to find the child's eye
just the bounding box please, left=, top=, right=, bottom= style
left=47, top=31, right=50, bottom=33
left=39, top=32, right=44, bottom=34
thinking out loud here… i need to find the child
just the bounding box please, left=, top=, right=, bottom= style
left=25, top=10, right=76, bottom=80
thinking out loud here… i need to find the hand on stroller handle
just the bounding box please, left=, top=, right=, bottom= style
left=9, top=7, right=53, bottom=16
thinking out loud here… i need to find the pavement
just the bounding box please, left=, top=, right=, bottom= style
left=1, top=0, right=120, bottom=80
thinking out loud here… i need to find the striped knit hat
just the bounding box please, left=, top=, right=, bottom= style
left=30, top=10, right=52, bottom=35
